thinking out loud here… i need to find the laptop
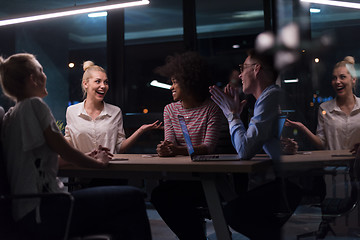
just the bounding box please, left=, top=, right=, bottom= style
left=278, top=114, right=287, bottom=137
left=178, top=115, right=240, bottom=161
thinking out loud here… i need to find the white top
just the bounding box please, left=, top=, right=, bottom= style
left=64, top=101, right=126, bottom=154
left=317, top=96, right=360, bottom=150
left=1, top=97, right=64, bottom=221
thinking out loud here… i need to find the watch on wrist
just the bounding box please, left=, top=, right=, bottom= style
left=227, top=112, right=240, bottom=122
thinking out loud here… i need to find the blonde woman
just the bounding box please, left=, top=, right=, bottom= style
left=65, top=61, right=161, bottom=154
left=286, top=56, right=360, bottom=150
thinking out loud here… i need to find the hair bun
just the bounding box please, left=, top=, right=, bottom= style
left=83, top=60, right=95, bottom=71
left=344, top=56, right=355, bottom=65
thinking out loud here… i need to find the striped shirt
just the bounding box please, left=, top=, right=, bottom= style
left=164, top=99, right=222, bottom=153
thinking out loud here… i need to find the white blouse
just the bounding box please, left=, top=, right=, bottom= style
left=316, top=96, right=360, bottom=150
left=64, top=101, right=126, bottom=154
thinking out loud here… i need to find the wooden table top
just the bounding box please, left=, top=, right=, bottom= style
left=279, top=149, right=355, bottom=171
left=58, top=153, right=271, bottom=178
left=58, top=150, right=355, bottom=177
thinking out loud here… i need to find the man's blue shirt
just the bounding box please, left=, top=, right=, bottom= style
left=229, top=84, right=281, bottom=161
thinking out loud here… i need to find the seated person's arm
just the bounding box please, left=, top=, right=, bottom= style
left=281, top=137, right=298, bottom=155
left=157, top=106, right=220, bottom=157
left=119, top=120, right=162, bottom=153
left=157, top=140, right=209, bottom=156
left=285, top=119, right=324, bottom=150
left=44, top=125, right=109, bottom=168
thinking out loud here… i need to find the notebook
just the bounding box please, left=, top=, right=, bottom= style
left=178, top=115, right=241, bottom=161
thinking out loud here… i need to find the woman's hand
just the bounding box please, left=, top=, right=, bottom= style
left=281, top=137, right=298, bottom=155
left=156, top=140, right=175, bottom=157
left=88, top=145, right=113, bottom=167
left=140, top=120, right=163, bottom=132
left=350, top=143, right=360, bottom=155
left=93, top=150, right=110, bottom=167
left=88, top=145, right=113, bottom=159
left=285, top=119, right=305, bottom=130
left=119, top=121, right=163, bottom=154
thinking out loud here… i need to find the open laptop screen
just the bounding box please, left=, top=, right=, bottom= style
left=178, top=115, right=195, bottom=156
left=278, top=115, right=287, bottom=138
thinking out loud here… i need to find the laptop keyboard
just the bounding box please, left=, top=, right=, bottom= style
left=195, top=155, right=219, bottom=160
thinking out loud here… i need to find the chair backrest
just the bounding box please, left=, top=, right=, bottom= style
left=0, top=106, right=17, bottom=237
left=0, top=106, right=10, bottom=195
left=322, top=155, right=360, bottom=217
left=348, top=152, right=360, bottom=210
left=0, top=106, right=9, bottom=195
left=0, top=106, right=76, bottom=240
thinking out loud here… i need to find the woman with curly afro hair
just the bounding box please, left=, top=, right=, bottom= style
left=151, top=52, right=222, bottom=240
left=155, top=51, right=222, bottom=157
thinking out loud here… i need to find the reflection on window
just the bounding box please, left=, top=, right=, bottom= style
left=124, top=0, right=183, bottom=45
left=308, top=3, right=360, bottom=96
left=196, top=0, right=264, bottom=39
left=195, top=0, right=265, bottom=90
left=68, top=13, right=107, bottom=49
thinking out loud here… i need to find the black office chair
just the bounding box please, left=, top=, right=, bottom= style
left=0, top=106, right=110, bottom=240
left=0, top=192, right=74, bottom=240
left=297, top=156, right=360, bottom=240
left=0, top=141, right=74, bottom=239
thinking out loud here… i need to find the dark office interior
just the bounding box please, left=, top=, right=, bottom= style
left=1, top=0, right=360, bottom=239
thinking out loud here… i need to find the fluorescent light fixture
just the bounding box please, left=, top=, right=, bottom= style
left=310, top=8, right=321, bottom=13
left=150, top=80, right=171, bottom=90
left=88, top=11, right=108, bottom=18
left=284, top=78, right=299, bottom=83
left=301, top=0, right=360, bottom=9
left=0, top=0, right=149, bottom=27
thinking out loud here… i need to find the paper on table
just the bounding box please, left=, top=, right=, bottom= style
left=142, top=154, right=158, bottom=158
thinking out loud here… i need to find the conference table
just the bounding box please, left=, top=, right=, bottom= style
left=281, top=149, right=355, bottom=172
left=58, top=150, right=355, bottom=240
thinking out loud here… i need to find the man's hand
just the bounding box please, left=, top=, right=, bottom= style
left=209, top=84, right=247, bottom=119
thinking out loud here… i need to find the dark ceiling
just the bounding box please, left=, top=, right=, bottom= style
left=0, top=0, right=265, bottom=46
left=1, top=0, right=359, bottom=48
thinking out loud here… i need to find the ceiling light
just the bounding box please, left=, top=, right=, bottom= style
left=0, top=0, right=149, bottom=27
left=310, top=8, right=321, bottom=13
left=150, top=80, right=171, bottom=90
left=301, top=0, right=360, bottom=9
left=284, top=78, right=299, bottom=83
left=88, top=11, right=108, bottom=18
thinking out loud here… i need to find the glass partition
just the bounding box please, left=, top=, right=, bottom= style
left=125, top=0, right=183, bottom=45
left=279, top=1, right=360, bottom=150
left=196, top=0, right=265, bottom=88
left=0, top=12, right=107, bottom=123
left=123, top=0, right=184, bottom=114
